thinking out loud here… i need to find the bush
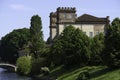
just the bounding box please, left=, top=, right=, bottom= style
left=76, top=71, right=90, bottom=80
left=30, top=57, right=47, bottom=75
left=16, top=56, right=31, bottom=75
left=41, top=67, right=50, bottom=75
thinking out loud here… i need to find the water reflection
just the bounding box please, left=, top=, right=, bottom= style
left=0, top=68, right=31, bottom=80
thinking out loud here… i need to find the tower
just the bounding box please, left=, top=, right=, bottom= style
left=57, top=7, right=77, bottom=24
left=49, top=12, right=57, bottom=40
left=49, top=7, right=77, bottom=40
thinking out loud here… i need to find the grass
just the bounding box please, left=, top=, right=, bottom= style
left=92, top=68, right=120, bottom=80
left=49, top=65, right=120, bottom=80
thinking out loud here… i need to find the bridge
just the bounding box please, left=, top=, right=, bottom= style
left=0, top=63, right=17, bottom=72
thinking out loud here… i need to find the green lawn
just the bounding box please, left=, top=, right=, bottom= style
left=92, top=68, right=120, bottom=80
left=49, top=65, right=120, bottom=80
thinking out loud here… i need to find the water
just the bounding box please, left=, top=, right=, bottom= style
left=0, top=68, right=31, bottom=80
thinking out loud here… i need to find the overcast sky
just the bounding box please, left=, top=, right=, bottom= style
left=0, top=0, right=120, bottom=40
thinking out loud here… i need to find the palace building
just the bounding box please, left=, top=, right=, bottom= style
left=49, top=7, right=109, bottom=41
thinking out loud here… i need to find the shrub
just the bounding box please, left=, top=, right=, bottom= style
left=41, top=67, right=50, bottom=75
left=30, top=57, right=47, bottom=75
left=76, top=71, right=90, bottom=80
left=16, top=56, right=31, bottom=75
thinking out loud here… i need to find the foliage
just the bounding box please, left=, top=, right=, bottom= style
left=76, top=71, right=90, bottom=80
left=16, top=56, right=31, bottom=75
left=49, top=38, right=64, bottom=66
left=103, top=18, right=120, bottom=68
left=50, top=65, right=105, bottom=80
left=30, top=15, right=45, bottom=58
left=90, top=33, right=105, bottom=65
left=71, top=28, right=91, bottom=66
left=62, top=26, right=91, bottom=67
left=0, top=28, right=30, bottom=63
left=30, top=57, right=47, bottom=75
left=41, top=67, right=50, bottom=75
left=50, top=25, right=91, bottom=67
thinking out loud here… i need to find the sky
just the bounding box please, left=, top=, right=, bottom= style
left=0, top=0, right=120, bottom=41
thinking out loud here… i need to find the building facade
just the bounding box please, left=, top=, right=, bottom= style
left=49, top=7, right=109, bottom=41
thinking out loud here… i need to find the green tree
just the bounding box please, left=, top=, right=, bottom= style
left=50, top=25, right=91, bottom=67
left=0, top=28, right=30, bottom=63
left=30, top=57, right=47, bottom=75
left=49, top=26, right=76, bottom=67
left=60, top=26, right=76, bottom=67
left=103, top=18, right=120, bottom=68
left=90, top=33, right=105, bottom=65
left=30, top=15, right=45, bottom=58
left=49, top=37, right=64, bottom=66
left=72, top=28, right=91, bottom=66
left=63, top=28, right=91, bottom=67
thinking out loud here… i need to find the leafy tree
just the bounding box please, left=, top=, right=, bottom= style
left=103, top=18, right=120, bottom=68
left=0, top=28, right=30, bottom=63
left=30, top=57, right=47, bottom=75
left=50, top=26, right=76, bottom=67
left=50, top=25, right=91, bottom=67
left=62, top=25, right=76, bottom=56
left=63, top=28, right=91, bottom=67
left=60, top=26, right=76, bottom=67
left=49, top=37, right=64, bottom=66
left=72, top=28, right=91, bottom=66
left=17, top=56, right=31, bottom=75
left=90, top=33, right=105, bottom=65
left=30, top=15, right=45, bottom=58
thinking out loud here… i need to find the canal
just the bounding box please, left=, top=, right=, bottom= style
left=0, top=68, right=31, bottom=80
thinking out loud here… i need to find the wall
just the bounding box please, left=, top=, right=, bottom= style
left=94, top=24, right=105, bottom=35
left=58, top=24, right=105, bottom=37
left=58, top=24, right=64, bottom=35
left=51, top=28, right=57, bottom=39
left=81, top=24, right=94, bottom=37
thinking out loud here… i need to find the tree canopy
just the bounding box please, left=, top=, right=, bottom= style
left=30, top=15, right=45, bottom=58
left=103, top=18, right=120, bottom=68
left=0, top=28, right=30, bottom=63
left=50, top=25, right=91, bottom=67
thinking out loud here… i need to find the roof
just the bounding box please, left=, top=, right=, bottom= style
left=76, top=14, right=109, bottom=24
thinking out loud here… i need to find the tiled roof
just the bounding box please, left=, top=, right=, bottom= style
left=76, top=14, right=108, bottom=23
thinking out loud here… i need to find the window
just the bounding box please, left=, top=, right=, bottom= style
left=89, top=32, right=93, bottom=37
left=96, top=31, right=99, bottom=35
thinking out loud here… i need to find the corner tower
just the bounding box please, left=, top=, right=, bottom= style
left=56, top=7, right=77, bottom=35
left=57, top=7, right=76, bottom=23
left=49, top=12, right=57, bottom=40
left=49, top=7, right=77, bottom=40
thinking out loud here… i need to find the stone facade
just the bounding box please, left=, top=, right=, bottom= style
left=49, top=7, right=109, bottom=41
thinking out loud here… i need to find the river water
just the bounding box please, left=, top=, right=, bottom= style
left=0, top=68, right=31, bottom=80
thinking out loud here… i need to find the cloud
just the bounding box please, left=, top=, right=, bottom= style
left=9, top=4, right=31, bottom=11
